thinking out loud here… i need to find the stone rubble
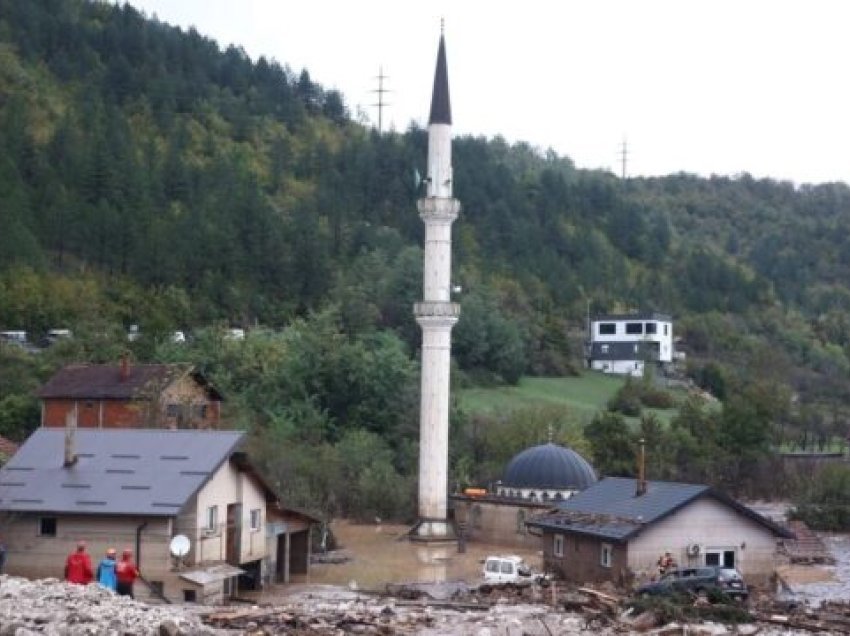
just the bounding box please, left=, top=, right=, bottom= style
left=0, top=576, right=223, bottom=636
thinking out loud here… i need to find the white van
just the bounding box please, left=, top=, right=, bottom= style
left=482, top=555, right=548, bottom=585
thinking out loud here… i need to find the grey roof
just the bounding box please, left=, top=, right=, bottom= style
left=502, top=443, right=596, bottom=490
left=0, top=429, right=243, bottom=516
left=589, top=341, right=659, bottom=361
left=527, top=477, right=794, bottom=542
left=428, top=34, right=452, bottom=125
left=593, top=312, right=672, bottom=322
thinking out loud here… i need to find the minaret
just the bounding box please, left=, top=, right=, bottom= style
left=411, top=27, right=460, bottom=542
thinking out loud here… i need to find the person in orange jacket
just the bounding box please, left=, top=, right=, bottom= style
left=64, top=541, right=94, bottom=584
left=115, top=548, right=140, bottom=597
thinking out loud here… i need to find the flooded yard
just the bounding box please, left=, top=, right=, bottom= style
left=294, top=520, right=541, bottom=590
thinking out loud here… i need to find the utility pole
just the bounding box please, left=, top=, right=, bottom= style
left=620, top=137, right=629, bottom=180
left=372, top=66, right=390, bottom=134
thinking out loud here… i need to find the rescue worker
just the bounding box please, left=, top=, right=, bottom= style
left=657, top=551, right=675, bottom=576
left=96, top=548, right=118, bottom=591
left=115, top=548, right=139, bottom=598
left=64, top=541, right=94, bottom=584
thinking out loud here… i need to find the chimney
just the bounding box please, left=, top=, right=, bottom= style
left=636, top=437, right=647, bottom=496
left=120, top=352, right=129, bottom=382
left=64, top=409, right=78, bottom=467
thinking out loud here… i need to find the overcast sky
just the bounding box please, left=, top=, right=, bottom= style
left=126, top=0, right=850, bottom=185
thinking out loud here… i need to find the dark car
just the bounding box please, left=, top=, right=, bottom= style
left=636, top=566, right=748, bottom=601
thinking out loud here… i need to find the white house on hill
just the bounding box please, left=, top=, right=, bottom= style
left=587, top=312, right=673, bottom=377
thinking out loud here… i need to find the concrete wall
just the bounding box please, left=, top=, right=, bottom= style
left=0, top=513, right=194, bottom=599
left=628, top=496, right=781, bottom=586
left=453, top=498, right=544, bottom=550
left=591, top=359, right=645, bottom=377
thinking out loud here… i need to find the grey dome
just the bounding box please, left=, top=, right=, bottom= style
left=502, top=443, right=597, bottom=491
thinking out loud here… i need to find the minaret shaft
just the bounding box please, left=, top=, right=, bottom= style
left=411, top=32, right=459, bottom=542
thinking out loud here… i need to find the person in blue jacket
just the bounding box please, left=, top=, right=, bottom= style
left=96, top=548, right=118, bottom=591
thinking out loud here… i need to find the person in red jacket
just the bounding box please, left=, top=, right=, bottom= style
left=115, top=548, right=139, bottom=597
left=64, top=541, right=93, bottom=584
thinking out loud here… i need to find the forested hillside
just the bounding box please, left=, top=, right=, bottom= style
left=2, top=0, right=850, bottom=518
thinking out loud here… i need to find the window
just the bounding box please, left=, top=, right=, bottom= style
left=553, top=534, right=564, bottom=557
left=250, top=508, right=262, bottom=531
left=500, top=561, right=514, bottom=574
left=598, top=323, right=616, bottom=335
left=206, top=505, right=218, bottom=532
left=626, top=322, right=643, bottom=335
left=166, top=404, right=179, bottom=418
left=39, top=517, right=57, bottom=537
left=194, top=404, right=208, bottom=419
left=600, top=344, right=609, bottom=354
left=183, top=589, right=197, bottom=602
left=600, top=543, right=613, bottom=568
left=485, top=559, right=500, bottom=573
left=645, top=322, right=657, bottom=335
left=664, top=324, right=669, bottom=335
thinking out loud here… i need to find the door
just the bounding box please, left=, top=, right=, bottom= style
left=226, top=503, right=242, bottom=565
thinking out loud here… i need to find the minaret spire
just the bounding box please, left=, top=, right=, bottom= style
left=411, top=27, right=461, bottom=543
left=428, top=29, right=452, bottom=125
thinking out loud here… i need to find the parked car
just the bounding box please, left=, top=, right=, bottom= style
left=636, top=566, right=748, bottom=601
left=482, top=555, right=549, bottom=586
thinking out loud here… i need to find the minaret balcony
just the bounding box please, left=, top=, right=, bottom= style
left=414, top=301, right=460, bottom=319
left=418, top=197, right=460, bottom=222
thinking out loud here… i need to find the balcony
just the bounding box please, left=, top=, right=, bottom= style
left=414, top=302, right=460, bottom=318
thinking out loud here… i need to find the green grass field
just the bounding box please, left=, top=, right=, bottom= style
left=458, top=372, right=680, bottom=425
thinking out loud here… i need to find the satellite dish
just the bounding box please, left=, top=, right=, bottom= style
left=169, top=534, right=191, bottom=558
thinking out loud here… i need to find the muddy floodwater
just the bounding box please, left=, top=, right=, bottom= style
left=293, top=521, right=542, bottom=590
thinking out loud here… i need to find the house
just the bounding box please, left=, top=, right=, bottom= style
left=527, top=477, right=794, bottom=588
left=452, top=442, right=596, bottom=549
left=586, top=312, right=673, bottom=377
left=0, top=428, right=317, bottom=603
left=37, top=361, right=222, bottom=429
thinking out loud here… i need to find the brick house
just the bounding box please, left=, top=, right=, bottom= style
left=37, top=362, right=222, bottom=429
left=527, top=477, right=794, bottom=588
left=0, top=428, right=317, bottom=603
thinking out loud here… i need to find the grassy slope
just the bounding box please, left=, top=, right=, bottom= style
left=458, top=372, right=679, bottom=425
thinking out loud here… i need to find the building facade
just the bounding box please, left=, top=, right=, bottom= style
left=452, top=442, right=596, bottom=549
left=587, top=312, right=673, bottom=377
left=0, top=429, right=314, bottom=603
left=38, top=362, right=222, bottom=429
left=528, top=477, right=794, bottom=588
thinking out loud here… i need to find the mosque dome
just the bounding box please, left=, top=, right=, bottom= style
left=501, top=443, right=597, bottom=491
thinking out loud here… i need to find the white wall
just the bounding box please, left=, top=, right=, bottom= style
left=628, top=496, right=781, bottom=584
left=191, top=461, right=267, bottom=565
left=591, top=360, right=645, bottom=376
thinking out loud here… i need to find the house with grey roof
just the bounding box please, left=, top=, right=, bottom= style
left=0, top=428, right=316, bottom=603
left=526, top=477, right=794, bottom=587
left=586, top=312, right=673, bottom=377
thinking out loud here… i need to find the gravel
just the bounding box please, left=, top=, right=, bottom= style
left=0, top=576, right=223, bottom=635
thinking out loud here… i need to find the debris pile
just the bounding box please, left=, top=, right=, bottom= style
left=0, top=576, right=220, bottom=635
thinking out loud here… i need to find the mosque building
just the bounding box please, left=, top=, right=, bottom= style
left=452, top=441, right=597, bottom=549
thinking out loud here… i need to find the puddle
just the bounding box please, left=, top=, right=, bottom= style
left=294, top=520, right=541, bottom=590
left=788, top=533, right=850, bottom=607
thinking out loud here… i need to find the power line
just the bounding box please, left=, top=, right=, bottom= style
left=371, top=66, right=390, bottom=134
